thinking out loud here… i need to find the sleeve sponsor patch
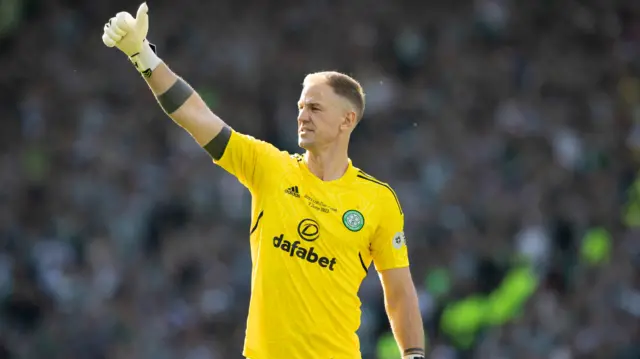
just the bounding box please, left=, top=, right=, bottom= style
left=392, top=231, right=406, bottom=249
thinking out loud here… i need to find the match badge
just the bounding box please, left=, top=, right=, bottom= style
left=343, top=210, right=365, bottom=232
left=392, top=232, right=406, bottom=249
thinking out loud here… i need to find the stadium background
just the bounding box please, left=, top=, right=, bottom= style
left=0, top=0, right=639, bottom=358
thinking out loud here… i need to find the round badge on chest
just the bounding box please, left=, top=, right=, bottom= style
left=342, top=210, right=365, bottom=232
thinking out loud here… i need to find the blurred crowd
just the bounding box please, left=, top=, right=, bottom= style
left=1, top=0, right=639, bottom=358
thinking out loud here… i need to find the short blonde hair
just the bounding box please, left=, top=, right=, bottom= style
left=303, top=71, right=366, bottom=122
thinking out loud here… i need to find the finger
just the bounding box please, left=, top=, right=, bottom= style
left=103, top=24, right=122, bottom=42
left=136, top=2, right=148, bottom=19
left=114, top=11, right=133, bottom=32
left=108, top=18, right=127, bottom=36
left=102, top=33, right=116, bottom=47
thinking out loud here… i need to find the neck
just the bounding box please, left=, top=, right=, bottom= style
left=304, top=143, right=350, bottom=181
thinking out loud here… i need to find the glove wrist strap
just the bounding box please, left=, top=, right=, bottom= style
left=129, top=40, right=161, bottom=78
left=403, top=349, right=426, bottom=359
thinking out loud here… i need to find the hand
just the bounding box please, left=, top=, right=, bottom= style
left=101, top=2, right=160, bottom=77
left=102, top=2, right=149, bottom=57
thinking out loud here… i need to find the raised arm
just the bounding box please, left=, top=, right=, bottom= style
left=102, top=2, right=229, bottom=156
left=144, top=62, right=226, bottom=148
left=102, top=2, right=288, bottom=191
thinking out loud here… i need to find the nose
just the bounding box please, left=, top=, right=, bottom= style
left=297, top=108, right=310, bottom=123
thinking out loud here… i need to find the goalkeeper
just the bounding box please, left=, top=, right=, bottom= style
left=102, top=3, right=426, bottom=359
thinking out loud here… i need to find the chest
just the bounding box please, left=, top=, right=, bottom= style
left=263, top=179, right=377, bottom=252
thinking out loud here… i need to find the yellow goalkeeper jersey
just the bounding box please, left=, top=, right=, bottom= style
left=214, top=130, right=409, bottom=359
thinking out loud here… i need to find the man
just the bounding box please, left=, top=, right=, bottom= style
left=101, top=3, right=426, bottom=358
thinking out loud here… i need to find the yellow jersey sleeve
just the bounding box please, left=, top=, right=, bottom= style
left=213, top=130, right=286, bottom=192
left=370, top=189, right=409, bottom=271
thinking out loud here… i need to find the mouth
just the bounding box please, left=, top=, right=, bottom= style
left=299, top=128, right=314, bottom=135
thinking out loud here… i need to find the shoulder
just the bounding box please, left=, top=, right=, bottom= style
left=353, top=168, right=403, bottom=215
left=233, top=131, right=296, bottom=162
left=283, top=152, right=308, bottom=171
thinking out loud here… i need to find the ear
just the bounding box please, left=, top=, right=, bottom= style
left=341, top=111, right=357, bottom=131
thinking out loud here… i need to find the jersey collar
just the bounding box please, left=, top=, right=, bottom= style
left=300, top=156, right=358, bottom=185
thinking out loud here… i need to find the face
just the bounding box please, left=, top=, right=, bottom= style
left=297, top=82, right=356, bottom=151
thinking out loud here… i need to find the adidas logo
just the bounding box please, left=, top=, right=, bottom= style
left=285, top=185, right=300, bottom=198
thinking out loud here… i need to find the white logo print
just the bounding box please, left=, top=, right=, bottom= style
left=392, top=232, right=406, bottom=249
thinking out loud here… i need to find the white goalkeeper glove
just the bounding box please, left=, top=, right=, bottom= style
left=102, top=2, right=161, bottom=77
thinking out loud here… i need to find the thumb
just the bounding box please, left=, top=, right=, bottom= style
left=135, top=2, right=149, bottom=30
left=136, top=2, right=148, bottom=18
